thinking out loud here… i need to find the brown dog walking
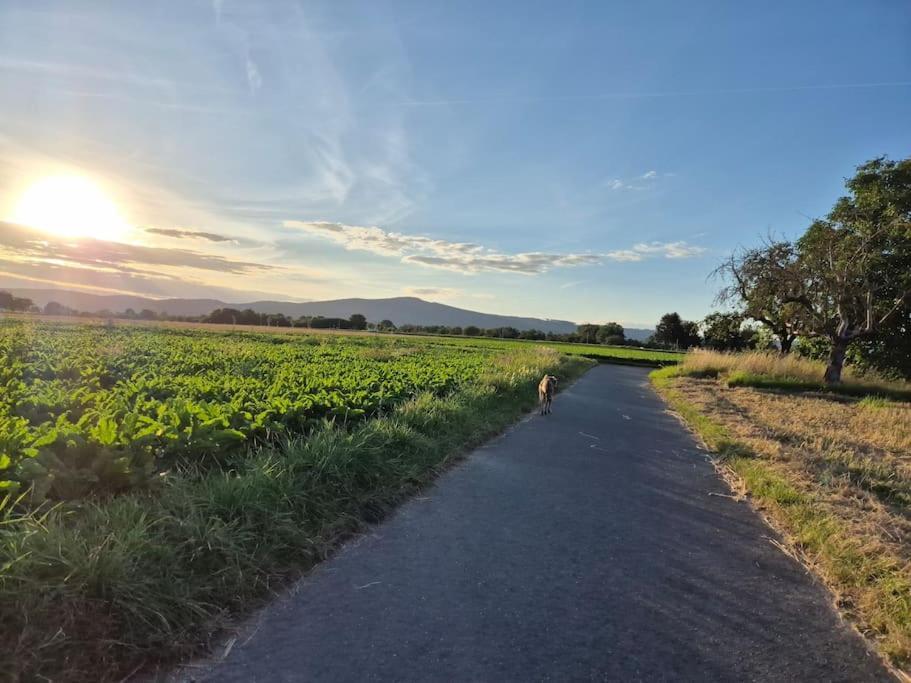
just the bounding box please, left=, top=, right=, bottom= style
left=538, top=375, right=558, bottom=415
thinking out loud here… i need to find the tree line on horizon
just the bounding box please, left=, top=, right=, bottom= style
left=0, top=293, right=779, bottom=353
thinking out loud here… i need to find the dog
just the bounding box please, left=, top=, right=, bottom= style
left=538, top=375, right=558, bottom=415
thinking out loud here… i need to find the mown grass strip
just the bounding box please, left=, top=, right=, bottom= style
left=650, top=366, right=911, bottom=671
left=1, top=353, right=592, bottom=682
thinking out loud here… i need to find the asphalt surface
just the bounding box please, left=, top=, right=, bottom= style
left=201, top=365, right=889, bottom=682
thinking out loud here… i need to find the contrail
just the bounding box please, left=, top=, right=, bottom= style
left=395, top=81, right=911, bottom=106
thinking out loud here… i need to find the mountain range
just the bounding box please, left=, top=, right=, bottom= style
left=5, top=288, right=653, bottom=340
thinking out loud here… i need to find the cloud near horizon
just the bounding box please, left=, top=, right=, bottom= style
left=402, top=286, right=495, bottom=300
left=0, top=222, right=274, bottom=276
left=144, top=227, right=238, bottom=243
left=284, top=220, right=704, bottom=274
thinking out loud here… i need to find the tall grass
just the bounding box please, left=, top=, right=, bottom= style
left=1, top=349, right=591, bottom=682
left=679, top=350, right=911, bottom=401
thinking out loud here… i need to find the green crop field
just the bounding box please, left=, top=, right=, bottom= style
left=384, top=332, right=683, bottom=363
left=0, top=320, right=523, bottom=500
left=426, top=335, right=683, bottom=362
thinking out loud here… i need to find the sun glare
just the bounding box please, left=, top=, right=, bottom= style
left=11, top=175, right=131, bottom=241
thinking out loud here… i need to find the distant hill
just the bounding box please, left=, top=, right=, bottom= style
left=7, top=288, right=584, bottom=335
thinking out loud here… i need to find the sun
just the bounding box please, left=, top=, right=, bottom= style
left=11, top=175, right=131, bottom=241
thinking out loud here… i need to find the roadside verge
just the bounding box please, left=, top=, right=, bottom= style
left=650, top=365, right=910, bottom=678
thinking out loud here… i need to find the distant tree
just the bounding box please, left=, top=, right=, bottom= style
left=206, top=308, right=240, bottom=324
left=597, top=322, right=625, bottom=344
left=603, top=334, right=626, bottom=346
left=309, top=316, right=350, bottom=329
left=377, top=319, right=396, bottom=331
left=138, top=309, right=158, bottom=320
left=681, top=320, right=702, bottom=348
left=463, top=325, right=481, bottom=336
left=349, top=313, right=367, bottom=330
left=123, top=308, right=137, bottom=318
left=701, top=312, right=753, bottom=351
left=652, top=312, right=701, bottom=349
left=576, top=324, right=600, bottom=344
left=0, top=292, right=34, bottom=312
left=44, top=301, right=73, bottom=316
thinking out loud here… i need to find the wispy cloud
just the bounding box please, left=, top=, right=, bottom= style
left=245, top=54, right=262, bottom=93
left=0, top=57, right=175, bottom=90
left=285, top=220, right=601, bottom=275
left=605, top=241, right=706, bottom=262
left=0, top=221, right=275, bottom=277
left=402, top=286, right=495, bottom=301
left=145, top=227, right=237, bottom=243
left=605, top=170, right=666, bottom=191
left=285, top=220, right=704, bottom=273
left=403, top=286, right=461, bottom=298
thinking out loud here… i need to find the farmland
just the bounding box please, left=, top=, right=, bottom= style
left=422, top=334, right=683, bottom=364
left=0, top=318, right=592, bottom=680
left=0, top=320, right=513, bottom=500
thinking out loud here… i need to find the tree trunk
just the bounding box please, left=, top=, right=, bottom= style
left=824, top=336, right=849, bottom=384
left=779, top=334, right=793, bottom=354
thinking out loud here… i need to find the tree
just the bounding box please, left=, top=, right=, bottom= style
left=714, top=240, right=802, bottom=353
left=348, top=313, right=367, bottom=330
left=783, top=157, right=911, bottom=382
left=377, top=319, right=396, bottom=331
left=597, top=322, right=625, bottom=344
left=702, top=312, right=753, bottom=351
left=576, top=324, right=600, bottom=344
left=653, top=313, right=681, bottom=348
left=44, top=301, right=73, bottom=316
left=463, top=325, right=480, bottom=336
left=681, top=320, right=702, bottom=348
left=0, top=291, right=33, bottom=312
left=651, top=313, right=701, bottom=349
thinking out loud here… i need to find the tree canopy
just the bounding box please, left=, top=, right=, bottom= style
left=715, top=156, right=911, bottom=381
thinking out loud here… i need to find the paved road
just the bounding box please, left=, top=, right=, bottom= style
left=202, top=365, right=889, bottom=682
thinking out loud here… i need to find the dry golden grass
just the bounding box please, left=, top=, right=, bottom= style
left=681, top=349, right=911, bottom=399
left=655, top=368, right=911, bottom=669
left=682, top=348, right=835, bottom=381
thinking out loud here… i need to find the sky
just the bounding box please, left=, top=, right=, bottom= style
left=0, top=1, right=909, bottom=327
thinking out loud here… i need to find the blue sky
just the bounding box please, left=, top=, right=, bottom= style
left=0, top=1, right=908, bottom=326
